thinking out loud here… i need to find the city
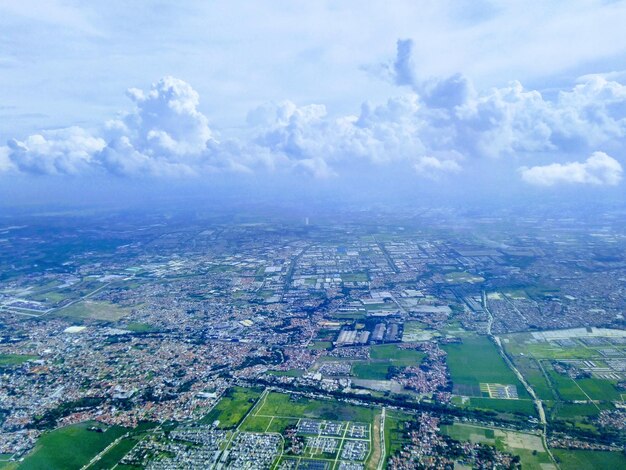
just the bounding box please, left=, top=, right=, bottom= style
left=0, top=206, right=625, bottom=468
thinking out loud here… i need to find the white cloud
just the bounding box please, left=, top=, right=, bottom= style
left=0, top=146, right=15, bottom=173
left=5, top=127, right=105, bottom=175
left=520, top=152, right=623, bottom=186
left=414, top=155, right=462, bottom=179
left=107, top=76, right=214, bottom=159
left=1, top=48, right=626, bottom=185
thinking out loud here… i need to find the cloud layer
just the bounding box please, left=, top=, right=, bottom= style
left=520, top=152, right=623, bottom=186
left=2, top=39, right=626, bottom=188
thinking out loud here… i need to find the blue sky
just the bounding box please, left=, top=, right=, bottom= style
left=2, top=0, right=626, bottom=203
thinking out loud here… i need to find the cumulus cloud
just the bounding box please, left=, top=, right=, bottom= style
left=389, top=39, right=473, bottom=109
left=5, top=127, right=105, bottom=175
left=414, top=154, right=462, bottom=179
left=384, top=39, right=626, bottom=164
left=520, top=152, right=623, bottom=186
left=1, top=39, right=626, bottom=184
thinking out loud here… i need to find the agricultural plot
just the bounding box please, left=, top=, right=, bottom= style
left=16, top=421, right=127, bottom=470
left=234, top=391, right=380, bottom=469
left=443, top=334, right=528, bottom=399
left=441, top=423, right=555, bottom=470
left=501, top=329, right=625, bottom=405
left=552, top=449, right=626, bottom=470
left=53, top=300, right=130, bottom=322
left=401, top=321, right=439, bottom=341
left=382, top=410, right=412, bottom=457
left=0, top=354, right=38, bottom=367
left=350, top=344, right=425, bottom=381
left=199, top=386, right=263, bottom=428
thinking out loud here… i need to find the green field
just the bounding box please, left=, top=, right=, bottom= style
left=352, top=362, right=391, bottom=380
left=553, top=449, right=626, bottom=470
left=17, top=422, right=126, bottom=470
left=238, top=390, right=381, bottom=467
left=466, top=397, right=537, bottom=416
left=369, top=344, right=425, bottom=365
left=54, top=300, right=130, bottom=322
left=441, top=423, right=554, bottom=469
left=307, top=341, right=332, bottom=350
left=239, top=414, right=273, bottom=432
left=342, top=272, right=369, bottom=282
left=254, top=391, right=376, bottom=423
left=383, top=410, right=412, bottom=457
left=89, top=437, right=138, bottom=469
left=444, top=271, right=485, bottom=283
left=349, top=344, right=425, bottom=381
left=199, top=386, right=262, bottom=428
left=122, top=322, right=156, bottom=333
left=443, top=335, right=527, bottom=398
left=0, top=354, right=37, bottom=367
left=512, top=357, right=554, bottom=400
left=267, top=368, right=304, bottom=377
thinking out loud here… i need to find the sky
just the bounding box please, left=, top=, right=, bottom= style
left=1, top=0, right=626, bottom=208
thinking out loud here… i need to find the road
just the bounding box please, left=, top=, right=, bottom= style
left=483, top=291, right=559, bottom=469
left=376, top=407, right=386, bottom=470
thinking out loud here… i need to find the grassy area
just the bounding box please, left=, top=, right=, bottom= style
left=444, top=271, right=485, bottom=283
left=402, top=321, right=439, bottom=341
left=89, top=437, right=138, bottom=469
left=350, top=345, right=425, bottom=380
left=553, top=449, right=626, bottom=470
left=352, top=362, right=391, bottom=380
left=122, top=322, right=155, bottom=333
left=512, top=357, right=554, bottom=401
left=199, top=386, right=262, bottom=428
left=17, top=421, right=126, bottom=470
left=54, top=300, right=129, bottom=322
left=444, top=335, right=527, bottom=398
left=255, top=391, right=376, bottom=423
left=383, top=410, right=412, bottom=458
left=0, top=354, right=37, bottom=367
left=370, top=344, right=425, bottom=365
left=553, top=402, right=610, bottom=420
left=239, top=415, right=272, bottom=432
left=307, top=341, right=332, bottom=350
left=342, top=273, right=369, bottom=282
left=576, top=377, right=621, bottom=401
left=441, top=423, right=553, bottom=469
left=267, top=369, right=304, bottom=377
left=467, top=397, right=537, bottom=416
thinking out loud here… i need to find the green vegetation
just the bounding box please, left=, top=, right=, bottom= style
left=18, top=421, right=126, bottom=470
left=348, top=345, right=425, bottom=381
left=441, top=423, right=552, bottom=469
left=512, top=357, right=554, bottom=401
left=384, top=410, right=412, bottom=457
left=370, top=344, right=425, bottom=365
left=467, top=398, right=537, bottom=416
left=444, top=335, right=527, bottom=398
left=0, top=354, right=37, bottom=367
left=576, top=377, right=621, bottom=401
left=54, top=300, right=129, bottom=322
left=90, top=437, right=138, bottom=470
left=352, top=362, right=391, bottom=380
left=122, top=322, right=155, bottom=333
left=307, top=341, right=332, bottom=350
left=267, top=369, right=304, bottom=377
left=553, top=449, right=626, bottom=470
left=239, top=415, right=272, bottom=432
left=444, top=271, right=485, bottom=284
left=199, top=386, right=262, bottom=428
left=254, top=391, right=376, bottom=423
left=342, top=272, right=369, bottom=282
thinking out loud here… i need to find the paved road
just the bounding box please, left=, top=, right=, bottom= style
left=483, top=291, right=559, bottom=469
